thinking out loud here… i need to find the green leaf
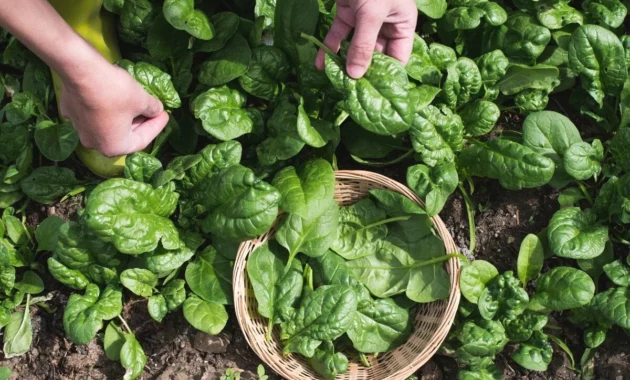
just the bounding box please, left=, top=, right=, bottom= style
left=478, top=271, right=529, bottom=320
left=517, top=234, right=544, bottom=285
left=505, top=310, right=548, bottom=342
left=246, top=241, right=303, bottom=324
left=501, top=14, right=551, bottom=62
left=443, top=57, right=482, bottom=109
left=198, top=34, right=251, bottom=87
left=281, top=285, right=357, bottom=358
left=308, top=341, right=349, bottom=379
left=0, top=367, right=11, bottom=380
left=182, top=294, right=228, bottom=335
left=547, top=207, right=608, bottom=259
left=522, top=111, right=583, bottom=188
left=63, top=284, right=123, bottom=344
left=272, top=159, right=335, bottom=221
left=347, top=297, right=412, bottom=353
left=460, top=100, right=500, bottom=136
left=405, top=36, right=444, bottom=85
left=583, top=0, right=628, bottom=29
left=276, top=203, right=339, bottom=261
left=162, top=279, right=186, bottom=311
left=459, top=260, right=499, bottom=304
left=455, top=319, right=508, bottom=367
left=596, top=287, right=630, bottom=329
left=407, top=163, right=458, bottom=216
left=603, top=260, right=630, bottom=286
left=0, top=265, right=16, bottom=294
left=117, top=0, right=158, bottom=44
left=14, top=270, right=44, bottom=295
left=196, top=12, right=240, bottom=52
left=274, top=0, right=319, bottom=64
left=460, top=139, right=555, bottom=190
left=124, top=152, right=163, bottom=183
left=104, top=322, right=126, bottom=361
left=239, top=46, right=291, bottom=101
left=409, top=105, right=464, bottom=167
left=512, top=331, right=553, bottom=371
left=21, top=166, right=78, bottom=205
left=578, top=241, right=614, bottom=281
left=120, top=334, right=146, bottom=380
left=120, top=269, right=158, bottom=297
left=2, top=308, right=32, bottom=358
left=348, top=230, right=451, bottom=303
left=163, top=0, right=214, bottom=40
left=499, top=64, right=559, bottom=95
left=199, top=165, right=280, bottom=241
left=442, top=1, right=507, bottom=31
left=368, top=189, right=426, bottom=217
left=47, top=257, right=89, bottom=290
left=35, top=216, right=64, bottom=252
left=146, top=13, right=190, bottom=60
left=117, top=60, right=181, bottom=109
left=330, top=199, right=388, bottom=260
left=564, top=140, right=604, bottom=180
left=537, top=2, right=584, bottom=30
left=84, top=178, right=181, bottom=255
left=558, top=187, right=587, bottom=207
left=415, top=0, right=447, bottom=19
left=148, top=295, right=168, bottom=322
left=34, top=120, right=79, bottom=161
left=324, top=52, right=413, bottom=136
left=341, top=122, right=405, bottom=160
left=152, top=154, right=202, bottom=188
left=185, top=246, right=232, bottom=305
left=531, top=267, right=595, bottom=311
left=568, top=24, right=628, bottom=106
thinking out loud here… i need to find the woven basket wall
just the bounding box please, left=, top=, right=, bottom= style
left=233, top=170, right=461, bottom=380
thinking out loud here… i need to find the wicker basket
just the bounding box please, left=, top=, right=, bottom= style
left=233, top=170, right=461, bottom=380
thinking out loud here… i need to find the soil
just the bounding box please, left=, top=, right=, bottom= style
left=3, top=144, right=630, bottom=380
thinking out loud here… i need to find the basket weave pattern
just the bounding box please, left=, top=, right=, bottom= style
left=234, top=171, right=461, bottom=379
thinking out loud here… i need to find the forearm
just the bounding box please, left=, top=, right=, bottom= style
left=0, top=0, right=108, bottom=85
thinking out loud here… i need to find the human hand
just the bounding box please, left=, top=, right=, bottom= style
left=59, top=62, right=169, bottom=158
left=316, top=0, right=418, bottom=78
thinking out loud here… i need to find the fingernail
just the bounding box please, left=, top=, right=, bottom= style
left=347, top=65, right=366, bottom=79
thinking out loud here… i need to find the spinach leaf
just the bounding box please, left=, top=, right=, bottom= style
left=104, top=322, right=126, bottom=361
left=564, top=140, right=604, bottom=180
left=124, top=152, right=162, bottom=183
left=568, top=24, right=627, bottom=106
left=185, top=246, right=233, bottom=305
left=460, top=139, right=555, bottom=190
left=182, top=295, right=228, bottom=335
left=198, top=34, right=251, bottom=87
left=280, top=285, right=357, bottom=357
left=247, top=241, right=303, bottom=325
left=325, top=52, right=414, bottom=136
left=531, top=267, right=595, bottom=310
left=460, top=260, right=499, bottom=304
left=163, top=279, right=186, bottom=311
left=272, top=159, right=335, bottom=221
left=117, top=60, right=181, bottom=109
left=517, top=234, right=544, bottom=286
left=163, top=0, right=214, bottom=40
left=34, top=120, right=79, bottom=162
left=547, top=207, right=608, bottom=259
left=511, top=331, right=553, bottom=371
left=35, top=215, right=64, bottom=252
left=199, top=165, right=280, bottom=241
left=21, top=166, right=77, bottom=205
left=63, top=284, right=123, bottom=344
left=455, top=319, right=508, bottom=367
left=443, top=57, right=483, bottom=109
left=120, top=269, right=157, bottom=297
left=196, top=12, right=240, bottom=53
left=369, top=189, right=426, bottom=217
left=478, top=271, right=529, bottom=321
left=120, top=333, right=146, bottom=380
left=47, top=257, right=89, bottom=290
left=148, top=295, right=168, bottom=322
left=603, top=260, right=630, bottom=286
left=409, top=105, right=464, bottom=167
left=415, top=0, right=447, bottom=19
left=347, top=297, right=412, bottom=353
left=84, top=179, right=181, bottom=254
left=239, top=46, right=291, bottom=101
left=308, top=341, right=349, bottom=380
left=330, top=199, right=388, bottom=260
left=407, top=163, right=458, bottom=216
left=274, top=0, right=319, bottom=64
left=460, top=100, right=500, bottom=136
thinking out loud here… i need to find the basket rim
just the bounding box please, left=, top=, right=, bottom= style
left=233, top=170, right=461, bottom=380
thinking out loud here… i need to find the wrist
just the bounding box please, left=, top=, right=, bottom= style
left=53, top=31, right=113, bottom=89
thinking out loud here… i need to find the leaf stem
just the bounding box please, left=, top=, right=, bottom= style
left=300, top=33, right=341, bottom=62
left=548, top=334, right=575, bottom=369
left=118, top=315, right=133, bottom=334
left=350, top=149, right=414, bottom=168
left=365, top=215, right=411, bottom=229
left=576, top=181, right=594, bottom=206
left=458, top=183, right=476, bottom=253
left=265, top=318, right=273, bottom=343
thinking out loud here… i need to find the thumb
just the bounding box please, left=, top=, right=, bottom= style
left=140, top=93, right=164, bottom=118
left=130, top=111, right=169, bottom=152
